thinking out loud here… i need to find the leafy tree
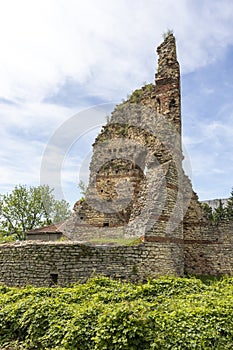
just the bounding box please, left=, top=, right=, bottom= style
left=226, top=188, right=233, bottom=220
left=213, top=200, right=227, bottom=223
left=202, top=199, right=230, bottom=224
left=0, top=185, right=71, bottom=240
left=78, top=180, right=87, bottom=197
left=201, top=202, right=213, bottom=221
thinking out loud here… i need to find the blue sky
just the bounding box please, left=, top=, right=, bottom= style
left=0, top=0, right=233, bottom=205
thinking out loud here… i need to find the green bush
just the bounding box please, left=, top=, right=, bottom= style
left=0, top=232, right=17, bottom=244
left=1, top=277, right=233, bottom=349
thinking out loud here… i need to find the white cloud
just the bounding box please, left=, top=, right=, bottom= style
left=0, top=0, right=233, bottom=202
left=0, top=101, right=78, bottom=194
left=0, top=0, right=233, bottom=103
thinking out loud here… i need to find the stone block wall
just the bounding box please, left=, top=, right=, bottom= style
left=184, top=221, right=233, bottom=276
left=0, top=241, right=183, bottom=287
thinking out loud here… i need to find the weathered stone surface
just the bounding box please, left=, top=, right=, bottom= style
left=184, top=221, right=233, bottom=276
left=71, top=33, right=184, bottom=242
left=0, top=241, right=183, bottom=286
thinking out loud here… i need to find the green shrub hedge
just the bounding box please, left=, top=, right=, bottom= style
left=1, top=276, right=233, bottom=349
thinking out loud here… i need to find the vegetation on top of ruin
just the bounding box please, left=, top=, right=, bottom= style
left=128, top=83, right=155, bottom=103
left=94, top=123, right=131, bottom=144
left=111, top=83, right=155, bottom=113
left=162, top=29, right=174, bottom=40
left=1, top=276, right=233, bottom=349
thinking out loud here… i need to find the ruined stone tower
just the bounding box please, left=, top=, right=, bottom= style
left=70, top=33, right=186, bottom=252
left=155, top=34, right=181, bottom=133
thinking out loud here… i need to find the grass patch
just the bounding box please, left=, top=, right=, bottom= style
left=88, top=237, right=142, bottom=246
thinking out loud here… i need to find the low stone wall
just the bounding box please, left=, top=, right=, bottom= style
left=184, top=221, right=233, bottom=275
left=184, top=242, right=233, bottom=276
left=0, top=241, right=183, bottom=287
left=2, top=221, right=232, bottom=286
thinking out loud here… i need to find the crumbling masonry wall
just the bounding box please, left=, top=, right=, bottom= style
left=71, top=33, right=184, bottom=244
